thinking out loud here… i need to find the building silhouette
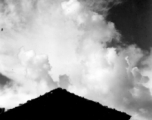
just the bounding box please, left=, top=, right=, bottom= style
left=0, top=88, right=131, bottom=120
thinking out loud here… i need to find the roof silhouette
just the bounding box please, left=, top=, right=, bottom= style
left=0, top=88, right=131, bottom=120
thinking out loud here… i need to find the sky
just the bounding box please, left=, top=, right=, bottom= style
left=0, top=0, right=152, bottom=120
left=108, top=0, right=152, bottom=51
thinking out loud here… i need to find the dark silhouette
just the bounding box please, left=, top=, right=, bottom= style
left=0, top=88, right=131, bottom=120
left=0, top=108, right=4, bottom=114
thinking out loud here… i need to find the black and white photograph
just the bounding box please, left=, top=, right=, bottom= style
left=0, top=0, right=151, bottom=120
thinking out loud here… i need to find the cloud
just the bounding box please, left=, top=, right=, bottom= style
left=0, top=48, right=57, bottom=109
left=0, top=0, right=152, bottom=120
left=78, top=0, right=121, bottom=15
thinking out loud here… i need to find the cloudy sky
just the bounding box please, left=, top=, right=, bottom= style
left=0, top=0, right=152, bottom=120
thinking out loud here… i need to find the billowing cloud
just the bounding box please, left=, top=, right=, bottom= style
left=0, top=0, right=152, bottom=120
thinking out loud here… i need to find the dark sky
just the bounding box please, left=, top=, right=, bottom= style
left=108, top=0, right=152, bottom=51
left=0, top=74, right=11, bottom=87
